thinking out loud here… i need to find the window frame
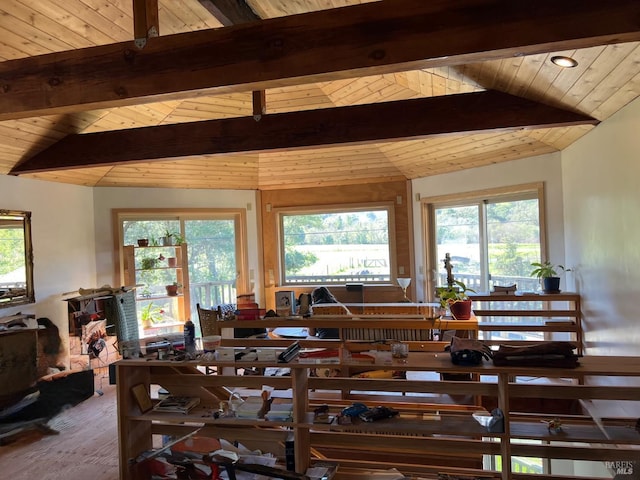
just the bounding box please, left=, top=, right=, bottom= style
left=275, top=202, right=398, bottom=287
left=421, top=182, right=547, bottom=301
left=112, top=207, right=249, bottom=305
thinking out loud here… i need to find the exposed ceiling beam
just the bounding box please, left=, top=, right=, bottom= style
left=0, top=0, right=638, bottom=121
left=132, top=0, right=160, bottom=48
left=197, top=0, right=260, bottom=26
left=11, top=91, right=598, bottom=174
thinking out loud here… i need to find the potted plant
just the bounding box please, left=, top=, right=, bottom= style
left=140, top=254, right=164, bottom=270
left=173, top=233, right=185, bottom=245
left=161, top=230, right=176, bottom=246
left=436, top=280, right=476, bottom=320
left=530, top=261, right=571, bottom=293
left=140, top=302, right=164, bottom=328
left=165, top=282, right=182, bottom=296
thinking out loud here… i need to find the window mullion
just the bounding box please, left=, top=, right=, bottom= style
left=479, top=201, right=489, bottom=292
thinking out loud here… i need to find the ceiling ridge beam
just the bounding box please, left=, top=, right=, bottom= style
left=11, top=90, right=598, bottom=174
left=198, top=0, right=260, bottom=26
left=0, top=0, right=638, bottom=121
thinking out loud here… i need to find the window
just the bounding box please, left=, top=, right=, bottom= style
left=424, top=184, right=545, bottom=298
left=115, top=210, right=247, bottom=335
left=278, top=205, right=394, bottom=285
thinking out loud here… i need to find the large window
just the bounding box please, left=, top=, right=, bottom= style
left=425, top=184, right=545, bottom=296
left=116, top=210, right=247, bottom=334
left=278, top=205, right=394, bottom=285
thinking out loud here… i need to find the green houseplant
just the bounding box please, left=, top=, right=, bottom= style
left=140, top=302, right=164, bottom=328
left=161, top=230, right=180, bottom=246
left=530, top=261, right=571, bottom=293
left=436, top=280, right=476, bottom=320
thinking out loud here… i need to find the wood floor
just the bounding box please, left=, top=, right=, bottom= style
left=0, top=383, right=119, bottom=480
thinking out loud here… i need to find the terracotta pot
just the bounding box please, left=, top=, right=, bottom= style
left=137, top=238, right=149, bottom=247
left=167, top=257, right=178, bottom=268
left=448, top=299, right=472, bottom=320
left=165, top=284, right=179, bottom=296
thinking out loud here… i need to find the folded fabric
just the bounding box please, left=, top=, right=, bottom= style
left=492, top=341, right=579, bottom=368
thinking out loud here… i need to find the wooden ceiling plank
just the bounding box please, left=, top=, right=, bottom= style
left=577, top=44, right=640, bottom=119
left=81, top=0, right=133, bottom=34
left=163, top=0, right=223, bottom=31
left=1, top=0, right=639, bottom=120
left=534, top=47, right=604, bottom=108
left=0, top=11, right=79, bottom=55
left=559, top=43, right=639, bottom=111
left=51, top=0, right=132, bottom=42
left=592, top=69, right=640, bottom=121
left=4, top=0, right=92, bottom=50
left=11, top=90, right=598, bottom=174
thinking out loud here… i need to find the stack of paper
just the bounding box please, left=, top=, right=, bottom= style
left=234, top=396, right=264, bottom=419
left=267, top=402, right=293, bottom=421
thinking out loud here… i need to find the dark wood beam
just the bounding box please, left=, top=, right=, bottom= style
left=132, top=0, right=160, bottom=48
left=198, top=0, right=260, bottom=26
left=0, top=0, right=638, bottom=120
left=252, top=90, right=266, bottom=121
left=10, top=91, right=598, bottom=174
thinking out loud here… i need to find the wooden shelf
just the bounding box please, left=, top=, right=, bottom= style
left=122, top=244, right=191, bottom=325
left=470, top=292, right=583, bottom=354
left=116, top=351, right=640, bottom=480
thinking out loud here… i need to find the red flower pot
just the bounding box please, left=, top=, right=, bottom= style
left=448, top=299, right=472, bottom=320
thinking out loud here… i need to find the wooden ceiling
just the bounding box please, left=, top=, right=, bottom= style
left=1, top=0, right=639, bottom=190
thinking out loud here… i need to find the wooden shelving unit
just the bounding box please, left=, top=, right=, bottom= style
left=471, top=292, right=583, bottom=355
left=122, top=244, right=190, bottom=335
left=116, top=343, right=640, bottom=480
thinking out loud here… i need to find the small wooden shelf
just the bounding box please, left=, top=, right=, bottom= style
left=122, top=244, right=191, bottom=325
left=470, top=292, right=583, bottom=354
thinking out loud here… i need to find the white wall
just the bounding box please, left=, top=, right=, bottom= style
left=92, top=187, right=261, bottom=302
left=411, top=153, right=566, bottom=302
left=562, top=96, right=640, bottom=359
left=0, top=175, right=96, bottom=367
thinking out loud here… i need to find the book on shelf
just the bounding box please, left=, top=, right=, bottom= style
left=298, top=348, right=340, bottom=363
left=131, top=383, right=153, bottom=413
left=153, top=395, right=200, bottom=414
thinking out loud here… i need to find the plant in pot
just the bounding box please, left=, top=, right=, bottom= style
left=173, top=233, right=185, bottom=245
left=161, top=230, right=177, bottom=246
left=436, top=280, right=476, bottom=320
left=140, top=254, right=165, bottom=270
left=165, top=282, right=182, bottom=297
left=140, top=302, right=164, bottom=328
left=530, top=261, right=571, bottom=294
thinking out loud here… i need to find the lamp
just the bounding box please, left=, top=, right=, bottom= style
left=397, top=277, right=411, bottom=302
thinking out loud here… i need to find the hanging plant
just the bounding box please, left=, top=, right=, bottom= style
left=140, top=254, right=165, bottom=270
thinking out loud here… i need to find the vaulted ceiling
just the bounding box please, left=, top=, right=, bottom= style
left=1, top=0, right=639, bottom=190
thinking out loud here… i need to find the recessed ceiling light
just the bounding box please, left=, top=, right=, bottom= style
left=551, top=56, right=578, bottom=68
